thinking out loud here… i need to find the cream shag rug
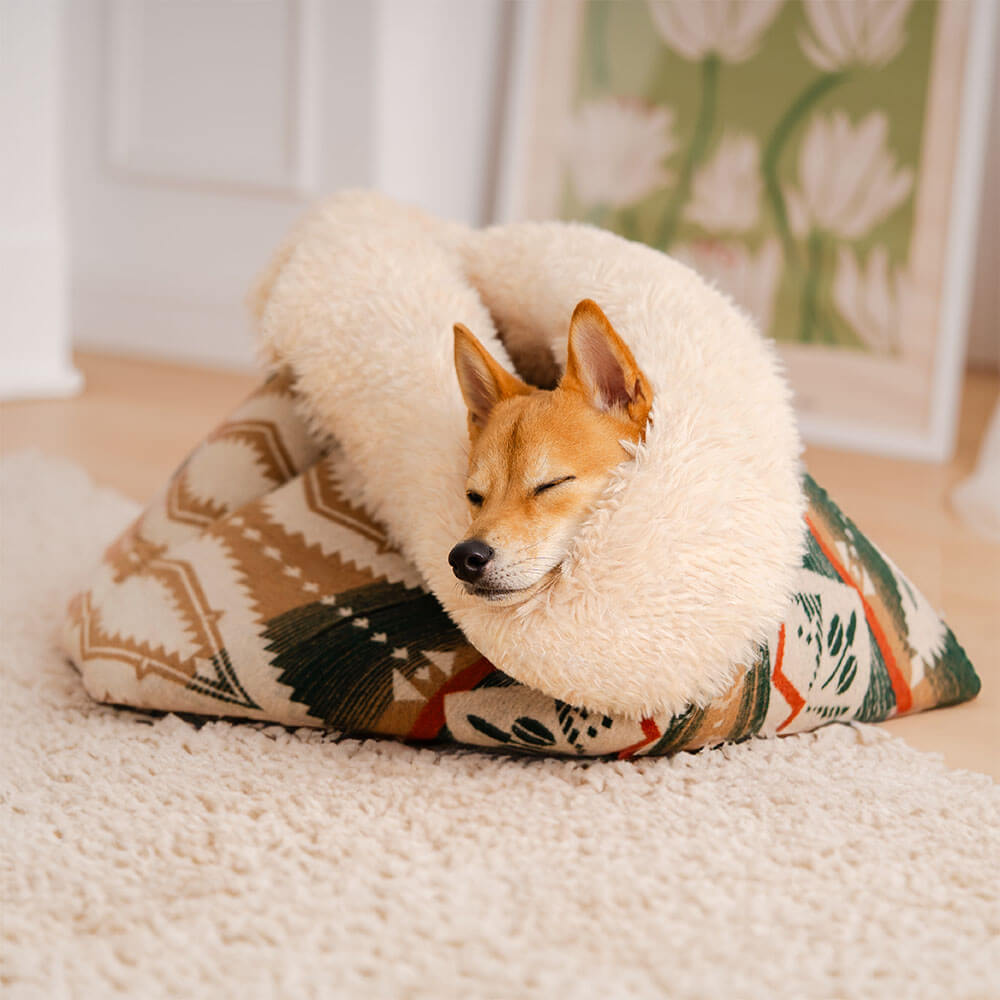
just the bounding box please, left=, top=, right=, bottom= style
left=2, top=451, right=998, bottom=1000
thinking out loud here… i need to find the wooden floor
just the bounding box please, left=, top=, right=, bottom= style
left=3, top=353, right=998, bottom=777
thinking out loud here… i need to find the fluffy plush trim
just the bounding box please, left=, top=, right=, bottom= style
left=251, top=191, right=805, bottom=719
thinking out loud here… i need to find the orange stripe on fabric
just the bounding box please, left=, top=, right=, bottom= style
left=616, top=717, right=662, bottom=760
left=408, top=657, right=496, bottom=741
left=805, top=514, right=912, bottom=715
left=771, top=623, right=805, bottom=733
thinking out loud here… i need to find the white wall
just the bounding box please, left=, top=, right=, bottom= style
left=375, top=0, right=507, bottom=226
left=0, top=0, right=81, bottom=399
left=965, top=6, right=1000, bottom=371
left=64, top=0, right=505, bottom=370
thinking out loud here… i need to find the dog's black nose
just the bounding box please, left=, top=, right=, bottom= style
left=448, top=539, right=494, bottom=583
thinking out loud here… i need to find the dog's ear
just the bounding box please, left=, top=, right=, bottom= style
left=562, top=299, right=652, bottom=436
left=453, top=324, right=531, bottom=439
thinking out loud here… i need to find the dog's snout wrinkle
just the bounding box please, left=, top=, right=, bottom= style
left=448, top=539, right=494, bottom=583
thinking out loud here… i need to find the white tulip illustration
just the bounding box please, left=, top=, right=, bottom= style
left=648, top=0, right=783, bottom=246
left=800, top=0, right=914, bottom=71
left=647, top=0, right=785, bottom=63
left=685, top=132, right=762, bottom=233
left=562, top=98, right=677, bottom=210
left=784, top=111, right=913, bottom=240
left=763, top=4, right=915, bottom=261
left=675, top=238, right=783, bottom=333
left=833, top=245, right=913, bottom=354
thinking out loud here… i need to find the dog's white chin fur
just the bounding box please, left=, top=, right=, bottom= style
left=464, top=586, right=535, bottom=607
left=462, top=568, right=558, bottom=607
left=252, top=191, right=805, bottom=720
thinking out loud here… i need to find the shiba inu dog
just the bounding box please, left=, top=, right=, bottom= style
left=449, top=299, right=653, bottom=604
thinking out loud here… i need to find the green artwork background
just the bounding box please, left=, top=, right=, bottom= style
left=557, top=0, right=938, bottom=350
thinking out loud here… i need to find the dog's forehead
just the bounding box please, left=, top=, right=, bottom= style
left=470, top=397, right=548, bottom=478
left=471, top=394, right=595, bottom=482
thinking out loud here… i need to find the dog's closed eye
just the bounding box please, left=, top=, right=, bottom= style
left=534, top=476, right=576, bottom=496
left=466, top=490, right=484, bottom=506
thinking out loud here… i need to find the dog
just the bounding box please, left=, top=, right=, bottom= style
left=449, top=299, right=653, bottom=604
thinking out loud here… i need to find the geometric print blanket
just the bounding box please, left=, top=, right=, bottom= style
left=61, top=373, right=981, bottom=758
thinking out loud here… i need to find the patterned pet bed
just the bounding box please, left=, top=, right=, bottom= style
left=62, top=372, right=980, bottom=758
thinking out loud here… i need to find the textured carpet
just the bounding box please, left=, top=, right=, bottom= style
left=2, top=451, right=998, bottom=1000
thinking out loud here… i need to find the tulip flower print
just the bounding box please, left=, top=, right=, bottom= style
left=762, top=0, right=915, bottom=261
left=646, top=0, right=783, bottom=248
left=685, top=132, right=763, bottom=233
left=833, top=245, right=914, bottom=355
left=784, top=111, right=913, bottom=241
left=800, top=0, right=915, bottom=71
left=784, top=112, right=913, bottom=345
left=562, top=98, right=677, bottom=212
left=647, top=0, right=785, bottom=63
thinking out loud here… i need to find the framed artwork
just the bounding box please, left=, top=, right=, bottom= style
left=497, top=0, right=997, bottom=460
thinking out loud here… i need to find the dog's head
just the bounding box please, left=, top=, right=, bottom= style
left=449, top=299, right=652, bottom=604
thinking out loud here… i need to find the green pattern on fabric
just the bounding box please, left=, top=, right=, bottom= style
left=730, top=649, right=772, bottom=743
left=856, top=640, right=897, bottom=723
left=926, top=631, right=981, bottom=708
left=264, top=582, right=463, bottom=730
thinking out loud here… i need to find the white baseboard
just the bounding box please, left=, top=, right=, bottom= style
left=0, top=363, right=83, bottom=400
left=0, top=231, right=78, bottom=401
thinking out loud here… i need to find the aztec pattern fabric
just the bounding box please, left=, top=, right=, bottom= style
left=61, top=375, right=980, bottom=758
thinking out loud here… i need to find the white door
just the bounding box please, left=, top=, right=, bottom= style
left=64, top=0, right=506, bottom=369
left=1, top=0, right=81, bottom=398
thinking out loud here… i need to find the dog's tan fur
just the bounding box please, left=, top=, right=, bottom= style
left=452, top=299, right=652, bottom=603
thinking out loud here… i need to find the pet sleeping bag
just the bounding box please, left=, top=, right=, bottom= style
left=61, top=191, right=980, bottom=754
